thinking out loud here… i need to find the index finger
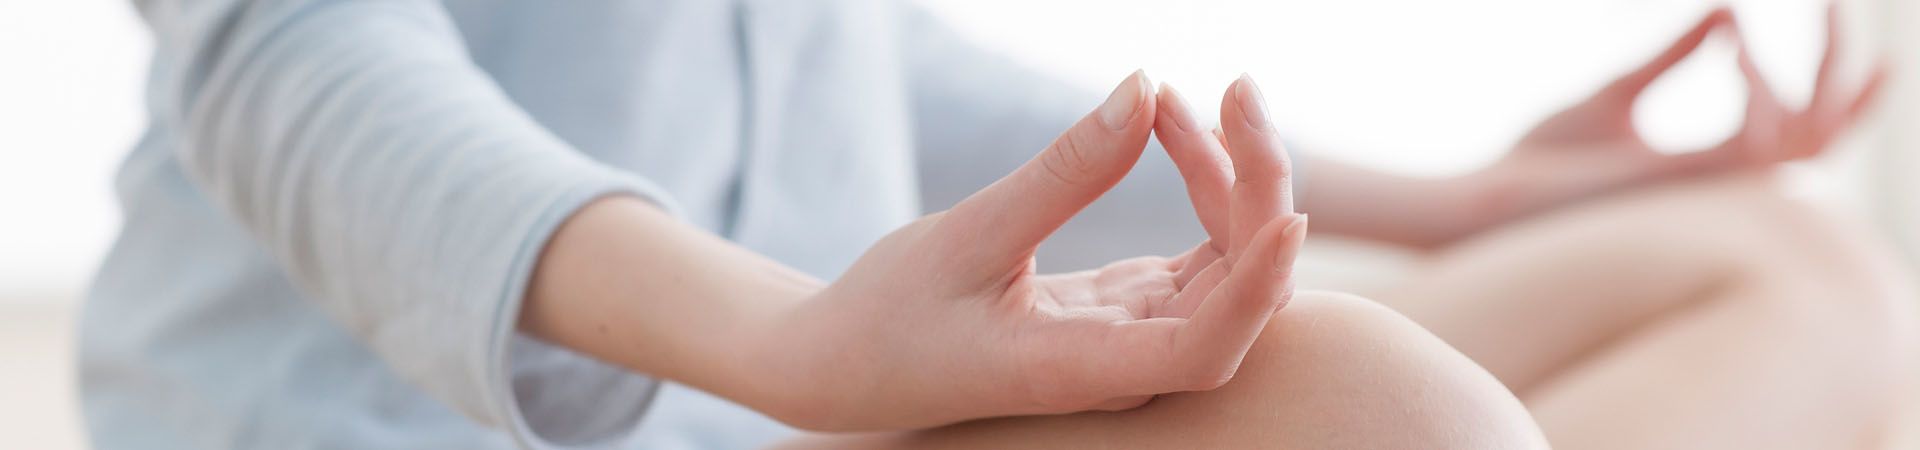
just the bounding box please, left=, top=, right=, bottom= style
left=1154, top=83, right=1234, bottom=250
left=1608, top=8, right=1735, bottom=96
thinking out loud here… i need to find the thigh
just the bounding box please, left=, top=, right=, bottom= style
left=1379, top=171, right=1891, bottom=393
left=1376, top=171, right=1918, bottom=448
left=773, top=292, right=1548, bottom=450
left=1524, top=276, right=1914, bottom=450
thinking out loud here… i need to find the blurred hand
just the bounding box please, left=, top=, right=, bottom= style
left=755, top=73, right=1308, bottom=431
left=1473, top=4, right=1886, bottom=222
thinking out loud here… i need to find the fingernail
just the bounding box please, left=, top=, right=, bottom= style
left=1275, top=214, right=1308, bottom=268
left=1235, top=73, right=1273, bottom=131
left=1159, top=83, right=1200, bottom=132
left=1099, top=70, right=1149, bottom=130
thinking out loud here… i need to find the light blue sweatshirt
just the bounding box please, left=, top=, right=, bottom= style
left=84, top=0, right=1259, bottom=448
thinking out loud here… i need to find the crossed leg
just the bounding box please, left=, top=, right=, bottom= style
left=777, top=291, right=1551, bottom=449
left=778, top=173, right=1915, bottom=449
left=1384, top=171, right=1920, bottom=449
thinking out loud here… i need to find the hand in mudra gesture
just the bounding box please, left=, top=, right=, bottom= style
left=755, top=72, right=1309, bottom=431
left=1483, top=5, right=1885, bottom=221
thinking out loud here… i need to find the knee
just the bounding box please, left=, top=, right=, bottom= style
left=1255, top=291, right=1540, bottom=416
left=1249, top=291, right=1508, bottom=382
left=1695, top=182, right=1920, bottom=406
left=1175, top=290, right=1550, bottom=449
left=1693, top=176, right=1905, bottom=283
left=1642, top=177, right=1917, bottom=346
left=1713, top=184, right=1919, bottom=351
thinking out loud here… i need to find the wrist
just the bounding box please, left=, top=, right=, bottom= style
left=704, top=276, right=840, bottom=427
left=519, top=195, right=838, bottom=424
left=729, top=288, right=871, bottom=431
left=1431, top=170, right=1514, bottom=242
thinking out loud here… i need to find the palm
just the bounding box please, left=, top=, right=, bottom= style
left=989, top=257, right=1213, bottom=411
left=1516, top=93, right=1658, bottom=158
left=982, top=78, right=1310, bottom=413
left=1026, top=259, right=1176, bottom=321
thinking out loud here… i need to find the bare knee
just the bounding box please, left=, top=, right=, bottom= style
left=1669, top=176, right=1920, bottom=427
left=1699, top=178, right=1919, bottom=361
left=1600, top=174, right=1917, bottom=354
left=777, top=292, right=1550, bottom=450
left=1145, top=291, right=1550, bottom=449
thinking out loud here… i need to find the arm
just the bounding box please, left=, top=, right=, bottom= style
left=1293, top=157, right=1487, bottom=248
left=894, top=9, right=1484, bottom=251
left=1297, top=6, right=1884, bottom=249
left=168, top=0, right=1296, bottom=436
left=1146, top=81, right=1484, bottom=249
left=518, top=196, right=820, bottom=423
left=522, top=74, right=1313, bottom=432
left=1276, top=12, right=1744, bottom=249
left=150, top=0, right=680, bottom=445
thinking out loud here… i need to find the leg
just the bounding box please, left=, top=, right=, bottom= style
left=1381, top=172, right=1920, bottom=449
left=774, top=291, right=1549, bottom=449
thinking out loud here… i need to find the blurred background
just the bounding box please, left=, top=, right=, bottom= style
left=3, top=0, right=1915, bottom=448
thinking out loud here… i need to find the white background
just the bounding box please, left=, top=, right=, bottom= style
left=0, top=0, right=1890, bottom=448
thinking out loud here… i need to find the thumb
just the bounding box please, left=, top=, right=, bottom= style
left=937, top=70, right=1156, bottom=276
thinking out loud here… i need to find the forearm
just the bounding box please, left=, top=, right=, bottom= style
left=1295, top=156, right=1496, bottom=249
left=519, top=195, right=823, bottom=416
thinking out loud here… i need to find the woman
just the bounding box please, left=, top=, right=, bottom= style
left=86, top=0, right=1909, bottom=448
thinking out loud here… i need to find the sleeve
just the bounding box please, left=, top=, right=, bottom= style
left=140, top=0, right=673, bottom=447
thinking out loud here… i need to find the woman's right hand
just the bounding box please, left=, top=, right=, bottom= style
left=745, top=72, right=1309, bottom=432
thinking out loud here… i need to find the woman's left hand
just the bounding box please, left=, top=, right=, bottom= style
left=1473, top=5, right=1885, bottom=222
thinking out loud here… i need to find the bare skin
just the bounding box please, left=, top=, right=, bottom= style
left=771, top=5, right=1913, bottom=448
left=776, top=172, right=1918, bottom=450
left=521, top=5, right=1909, bottom=448
left=521, top=72, right=1319, bottom=432
left=775, top=291, right=1551, bottom=450
left=1393, top=172, right=1920, bottom=449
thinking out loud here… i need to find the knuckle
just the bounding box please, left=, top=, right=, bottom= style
left=1231, top=172, right=1281, bottom=191
left=1097, top=395, right=1153, bottom=412
left=1271, top=283, right=1297, bottom=310
left=1162, top=337, right=1239, bottom=392
left=1228, top=164, right=1290, bottom=187
left=1040, top=131, right=1101, bottom=186
left=1181, top=361, right=1239, bottom=391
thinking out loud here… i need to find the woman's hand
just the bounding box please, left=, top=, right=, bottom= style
left=750, top=73, right=1308, bottom=431
left=1472, top=5, right=1885, bottom=223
